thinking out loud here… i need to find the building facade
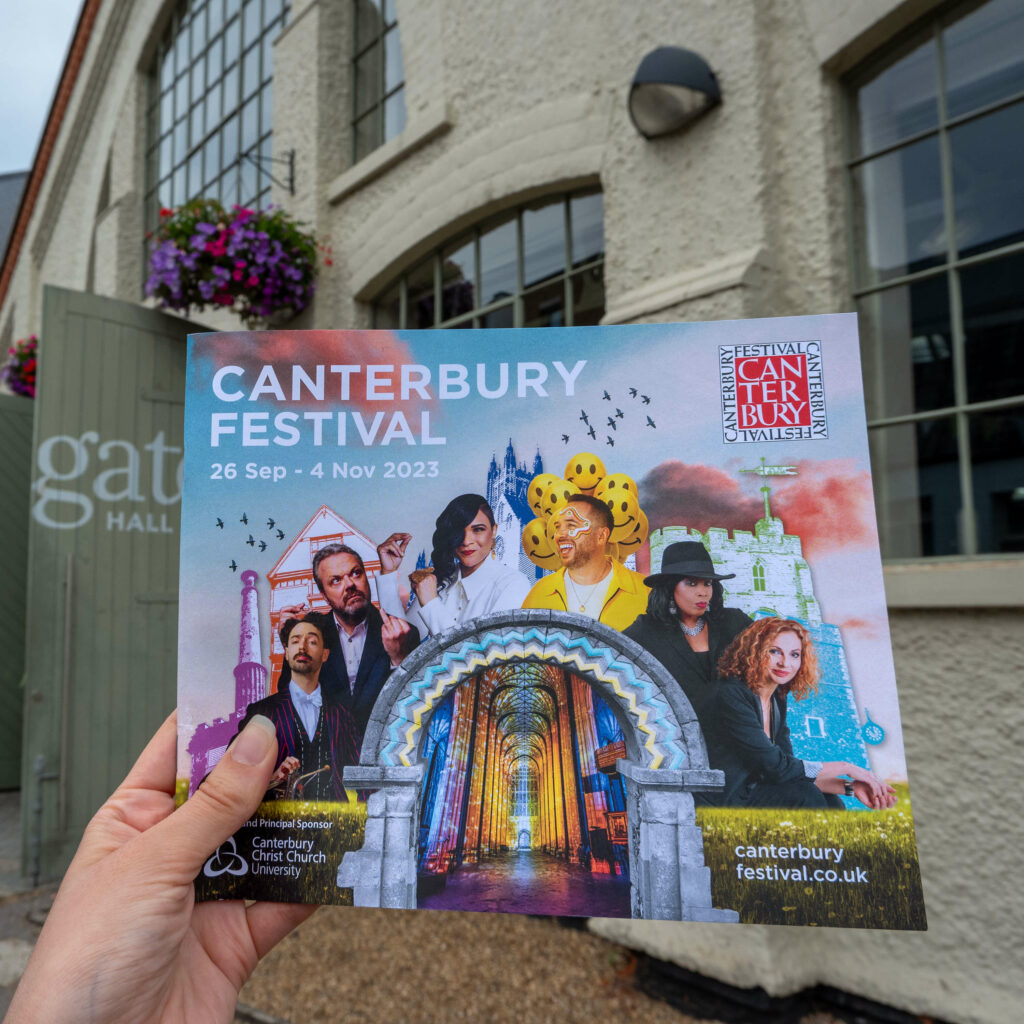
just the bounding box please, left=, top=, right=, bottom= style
left=2, top=2, right=1022, bottom=1022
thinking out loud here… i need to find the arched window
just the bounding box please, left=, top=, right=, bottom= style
left=373, top=191, right=605, bottom=329
left=144, top=0, right=291, bottom=231
left=752, top=562, right=766, bottom=592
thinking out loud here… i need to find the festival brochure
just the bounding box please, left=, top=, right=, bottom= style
left=177, top=314, right=926, bottom=929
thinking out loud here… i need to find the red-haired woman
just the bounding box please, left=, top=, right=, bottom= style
left=701, top=617, right=896, bottom=809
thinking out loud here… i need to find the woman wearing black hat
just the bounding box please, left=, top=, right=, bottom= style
left=623, top=540, right=752, bottom=731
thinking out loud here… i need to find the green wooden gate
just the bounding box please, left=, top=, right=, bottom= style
left=0, top=392, right=34, bottom=790
left=22, top=287, right=202, bottom=881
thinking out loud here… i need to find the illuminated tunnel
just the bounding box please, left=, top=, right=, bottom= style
left=417, top=660, right=630, bottom=878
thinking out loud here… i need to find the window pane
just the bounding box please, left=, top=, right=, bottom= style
left=570, top=193, right=603, bottom=267
left=243, top=44, right=260, bottom=98
left=173, top=116, right=188, bottom=155
left=523, top=199, right=565, bottom=288
left=223, top=64, right=239, bottom=114
left=260, top=82, right=273, bottom=135
left=570, top=264, right=605, bottom=326
left=355, top=44, right=382, bottom=116
left=222, top=113, right=239, bottom=167
left=407, top=259, right=437, bottom=329
left=205, top=80, right=222, bottom=131
left=240, top=153, right=258, bottom=206
left=853, top=36, right=938, bottom=157
left=480, top=218, right=517, bottom=306
left=858, top=275, right=953, bottom=420
left=384, top=0, right=396, bottom=24
left=481, top=304, right=514, bottom=329
left=355, top=0, right=383, bottom=52
left=191, top=102, right=205, bottom=145
left=161, top=87, right=175, bottom=129
left=384, top=88, right=406, bottom=140
left=970, top=405, right=1024, bottom=553
left=353, top=112, right=382, bottom=163
left=384, top=25, right=403, bottom=93
left=172, top=164, right=186, bottom=206
left=159, top=133, right=173, bottom=178
left=944, top=0, right=1024, bottom=119
left=209, top=0, right=224, bottom=36
left=206, top=36, right=222, bottom=82
left=175, top=31, right=190, bottom=75
left=188, top=150, right=203, bottom=198
left=850, top=135, right=944, bottom=286
left=262, top=28, right=275, bottom=81
left=175, top=73, right=189, bottom=119
left=265, top=0, right=283, bottom=26
left=374, top=281, right=401, bottom=329
left=950, top=102, right=1024, bottom=259
left=243, top=0, right=260, bottom=48
left=441, top=239, right=475, bottom=321
left=203, top=132, right=221, bottom=186
left=160, top=47, right=175, bottom=92
left=191, top=53, right=205, bottom=99
left=190, top=8, right=206, bottom=55
left=961, top=252, right=1024, bottom=404
left=869, top=417, right=961, bottom=558
left=523, top=280, right=564, bottom=328
left=241, top=95, right=259, bottom=152
left=224, top=16, right=240, bottom=66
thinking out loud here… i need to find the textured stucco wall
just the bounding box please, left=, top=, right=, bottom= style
left=591, top=608, right=1024, bottom=1024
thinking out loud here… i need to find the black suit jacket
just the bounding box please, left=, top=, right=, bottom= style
left=701, top=676, right=809, bottom=805
left=236, top=689, right=359, bottom=801
left=316, top=604, right=420, bottom=742
left=623, top=606, right=751, bottom=729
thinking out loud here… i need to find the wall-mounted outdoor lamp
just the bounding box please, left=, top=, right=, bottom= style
left=628, top=46, right=722, bottom=139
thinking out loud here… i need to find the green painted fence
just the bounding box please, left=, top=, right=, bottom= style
left=22, top=287, right=201, bottom=880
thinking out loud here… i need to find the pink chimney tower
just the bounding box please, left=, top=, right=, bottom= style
left=234, top=569, right=268, bottom=710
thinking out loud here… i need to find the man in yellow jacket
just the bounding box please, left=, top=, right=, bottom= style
left=522, top=493, right=649, bottom=631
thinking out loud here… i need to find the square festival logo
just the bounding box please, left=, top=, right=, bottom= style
left=720, top=340, right=827, bottom=443
left=178, top=314, right=925, bottom=929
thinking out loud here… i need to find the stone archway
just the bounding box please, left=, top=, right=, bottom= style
left=338, top=609, right=737, bottom=922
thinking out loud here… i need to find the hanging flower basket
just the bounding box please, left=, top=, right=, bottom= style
left=145, top=200, right=323, bottom=328
left=2, top=335, right=38, bottom=398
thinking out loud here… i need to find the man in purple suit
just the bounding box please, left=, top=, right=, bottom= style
left=235, top=611, right=359, bottom=802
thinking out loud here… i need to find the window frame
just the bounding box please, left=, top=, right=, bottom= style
left=143, top=0, right=290, bottom=237
left=843, top=0, right=1024, bottom=566
left=371, top=190, right=605, bottom=330
left=351, top=0, right=406, bottom=163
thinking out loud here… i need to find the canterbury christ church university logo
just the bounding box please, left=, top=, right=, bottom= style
left=719, top=341, right=827, bottom=443
left=203, top=837, right=248, bottom=878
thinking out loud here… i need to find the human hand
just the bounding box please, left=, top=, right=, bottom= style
left=6, top=712, right=316, bottom=1024
left=381, top=609, right=415, bottom=666
left=376, top=532, right=411, bottom=574
left=279, top=601, right=311, bottom=620
left=411, top=571, right=438, bottom=606
left=271, top=755, right=301, bottom=783
left=850, top=776, right=898, bottom=810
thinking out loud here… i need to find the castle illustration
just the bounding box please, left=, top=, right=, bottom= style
left=649, top=461, right=871, bottom=780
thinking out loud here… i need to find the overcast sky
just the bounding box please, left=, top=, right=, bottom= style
left=0, top=0, right=83, bottom=175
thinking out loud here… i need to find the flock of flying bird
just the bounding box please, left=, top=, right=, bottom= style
left=560, top=387, right=656, bottom=447
left=214, top=512, right=287, bottom=572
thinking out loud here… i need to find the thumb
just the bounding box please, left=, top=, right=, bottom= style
left=142, top=715, right=278, bottom=877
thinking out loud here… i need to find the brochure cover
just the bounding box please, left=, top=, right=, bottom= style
left=177, top=314, right=926, bottom=929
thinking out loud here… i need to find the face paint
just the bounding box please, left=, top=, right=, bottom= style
left=557, top=504, right=592, bottom=538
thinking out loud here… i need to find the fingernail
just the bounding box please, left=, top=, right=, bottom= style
left=231, top=715, right=276, bottom=765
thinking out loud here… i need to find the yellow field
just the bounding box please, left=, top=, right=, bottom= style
left=696, top=787, right=926, bottom=930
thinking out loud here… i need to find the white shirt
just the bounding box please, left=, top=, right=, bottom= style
left=375, top=555, right=532, bottom=636
left=562, top=565, right=613, bottom=620
left=288, top=680, right=322, bottom=741
left=333, top=614, right=367, bottom=693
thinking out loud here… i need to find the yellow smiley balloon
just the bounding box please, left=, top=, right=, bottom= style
left=615, top=509, right=649, bottom=556
left=563, top=452, right=606, bottom=494
left=522, top=517, right=561, bottom=570
left=527, top=472, right=564, bottom=517
left=540, top=478, right=581, bottom=519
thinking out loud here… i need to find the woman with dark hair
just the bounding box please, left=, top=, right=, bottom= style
left=375, top=493, right=532, bottom=637
left=700, top=617, right=896, bottom=809
left=623, top=541, right=752, bottom=728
